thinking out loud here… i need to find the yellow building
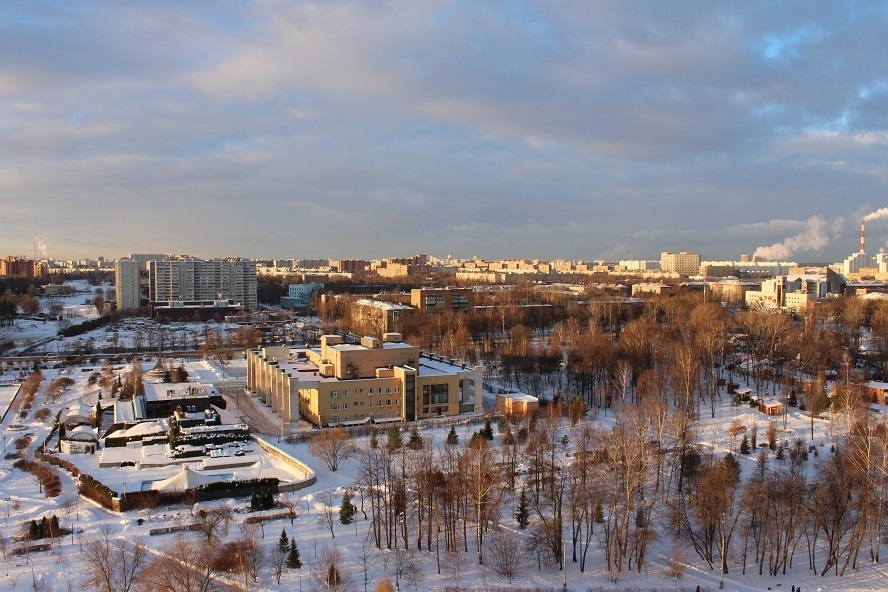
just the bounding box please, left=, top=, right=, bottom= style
left=246, top=334, right=482, bottom=427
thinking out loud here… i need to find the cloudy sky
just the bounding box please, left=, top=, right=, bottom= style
left=1, top=1, right=887, bottom=262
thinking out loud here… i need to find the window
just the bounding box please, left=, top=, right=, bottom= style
left=343, top=402, right=349, bottom=409
left=394, top=387, right=400, bottom=393
left=422, top=384, right=449, bottom=406
left=330, top=403, right=339, bottom=410
left=386, top=387, right=391, bottom=394
left=344, top=390, right=349, bottom=397
left=331, top=415, right=340, bottom=423
left=331, top=391, right=340, bottom=398
left=386, top=399, right=391, bottom=406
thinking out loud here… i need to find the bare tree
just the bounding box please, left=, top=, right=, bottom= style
left=317, top=490, right=338, bottom=538
left=487, top=528, right=523, bottom=583
left=314, top=544, right=353, bottom=592
left=309, top=428, right=356, bottom=471
left=139, top=534, right=225, bottom=592
left=82, top=533, right=146, bottom=592
left=194, top=506, right=233, bottom=545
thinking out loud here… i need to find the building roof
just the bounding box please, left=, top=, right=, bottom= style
left=355, top=298, right=414, bottom=311
left=150, top=468, right=221, bottom=492
left=497, top=392, right=538, bottom=403
left=66, top=425, right=99, bottom=442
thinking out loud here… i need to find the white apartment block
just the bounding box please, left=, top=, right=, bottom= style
left=149, top=259, right=258, bottom=311
left=660, top=251, right=701, bottom=276
left=114, top=259, right=141, bottom=311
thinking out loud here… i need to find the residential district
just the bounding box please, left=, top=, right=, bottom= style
left=2, top=235, right=888, bottom=591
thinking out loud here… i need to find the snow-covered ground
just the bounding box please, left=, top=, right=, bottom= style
left=0, top=355, right=887, bottom=591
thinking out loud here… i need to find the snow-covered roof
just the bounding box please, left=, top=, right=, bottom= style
left=149, top=468, right=221, bottom=492
left=65, top=403, right=93, bottom=419
left=760, top=399, right=783, bottom=408
left=497, top=392, right=538, bottom=403
left=66, top=425, right=99, bottom=442
left=355, top=298, right=414, bottom=311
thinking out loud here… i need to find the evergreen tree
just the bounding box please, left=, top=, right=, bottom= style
left=49, top=515, right=59, bottom=538
left=740, top=434, right=750, bottom=455
left=340, top=489, right=356, bottom=525
left=28, top=519, right=40, bottom=541
left=278, top=528, right=289, bottom=553
left=515, top=488, right=530, bottom=529
left=369, top=430, right=379, bottom=449
left=286, top=538, right=303, bottom=569
left=480, top=418, right=494, bottom=440
left=593, top=501, right=605, bottom=524
left=407, top=426, right=424, bottom=450
left=386, top=426, right=403, bottom=450
left=446, top=425, right=459, bottom=445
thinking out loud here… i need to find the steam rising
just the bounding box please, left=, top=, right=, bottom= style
left=752, top=216, right=844, bottom=260
left=863, top=207, right=888, bottom=222
left=32, top=235, right=48, bottom=259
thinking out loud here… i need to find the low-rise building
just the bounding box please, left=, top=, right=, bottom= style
left=495, top=392, right=539, bottom=415
left=246, top=333, right=482, bottom=427
left=410, top=287, right=474, bottom=313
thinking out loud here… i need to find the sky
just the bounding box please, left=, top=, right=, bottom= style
left=1, top=1, right=887, bottom=263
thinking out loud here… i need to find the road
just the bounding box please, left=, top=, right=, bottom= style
left=218, top=382, right=284, bottom=438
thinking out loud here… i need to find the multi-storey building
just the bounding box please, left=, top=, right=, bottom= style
left=114, top=258, right=141, bottom=311
left=281, top=282, right=324, bottom=309
left=127, top=253, right=173, bottom=271
left=149, top=259, right=257, bottom=311
left=246, top=333, right=482, bottom=427
left=0, top=256, right=35, bottom=278
left=352, top=299, right=414, bottom=335
left=745, top=271, right=845, bottom=312
left=410, top=287, right=474, bottom=313
left=660, top=251, right=702, bottom=276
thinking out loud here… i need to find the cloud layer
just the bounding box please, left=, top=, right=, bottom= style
left=1, top=1, right=887, bottom=260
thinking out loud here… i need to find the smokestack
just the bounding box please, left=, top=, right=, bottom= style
left=861, top=221, right=866, bottom=254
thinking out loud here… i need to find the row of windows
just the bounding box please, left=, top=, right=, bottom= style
left=329, top=412, right=397, bottom=423
left=332, top=399, right=398, bottom=410
left=330, top=386, right=399, bottom=398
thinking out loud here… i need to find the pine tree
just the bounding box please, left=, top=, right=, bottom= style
left=407, top=426, right=424, bottom=450
left=386, top=426, right=403, bottom=450
left=446, top=425, right=459, bottom=445
left=480, top=418, right=494, bottom=440
left=740, top=434, right=750, bottom=455
left=278, top=528, right=289, bottom=553
left=515, top=488, right=530, bottom=529
left=28, top=519, right=40, bottom=541
left=340, top=489, right=356, bottom=525
left=286, top=538, right=303, bottom=569
left=593, top=501, right=605, bottom=524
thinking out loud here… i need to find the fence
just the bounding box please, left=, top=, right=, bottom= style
left=251, top=436, right=316, bottom=492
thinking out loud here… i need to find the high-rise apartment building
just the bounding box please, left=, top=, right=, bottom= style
left=660, top=251, right=702, bottom=276
left=149, top=259, right=257, bottom=310
left=0, top=256, right=35, bottom=278
left=114, top=259, right=141, bottom=311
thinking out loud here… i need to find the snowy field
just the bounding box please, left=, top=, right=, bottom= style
left=0, top=354, right=887, bottom=590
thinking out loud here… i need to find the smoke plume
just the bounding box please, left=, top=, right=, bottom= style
left=752, top=215, right=844, bottom=260
left=863, top=207, right=888, bottom=222
left=32, top=235, right=48, bottom=259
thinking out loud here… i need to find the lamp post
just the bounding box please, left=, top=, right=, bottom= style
left=4, top=497, right=10, bottom=525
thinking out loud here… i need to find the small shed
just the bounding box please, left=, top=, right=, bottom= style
left=759, top=399, right=784, bottom=416
left=496, top=392, right=540, bottom=416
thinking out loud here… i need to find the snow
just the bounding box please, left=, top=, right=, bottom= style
left=2, top=354, right=888, bottom=591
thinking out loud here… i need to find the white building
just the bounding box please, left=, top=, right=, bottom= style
left=660, top=251, right=701, bottom=276
left=149, top=259, right=257, bottom=311
left=114, top=258, right=141, bottom=311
